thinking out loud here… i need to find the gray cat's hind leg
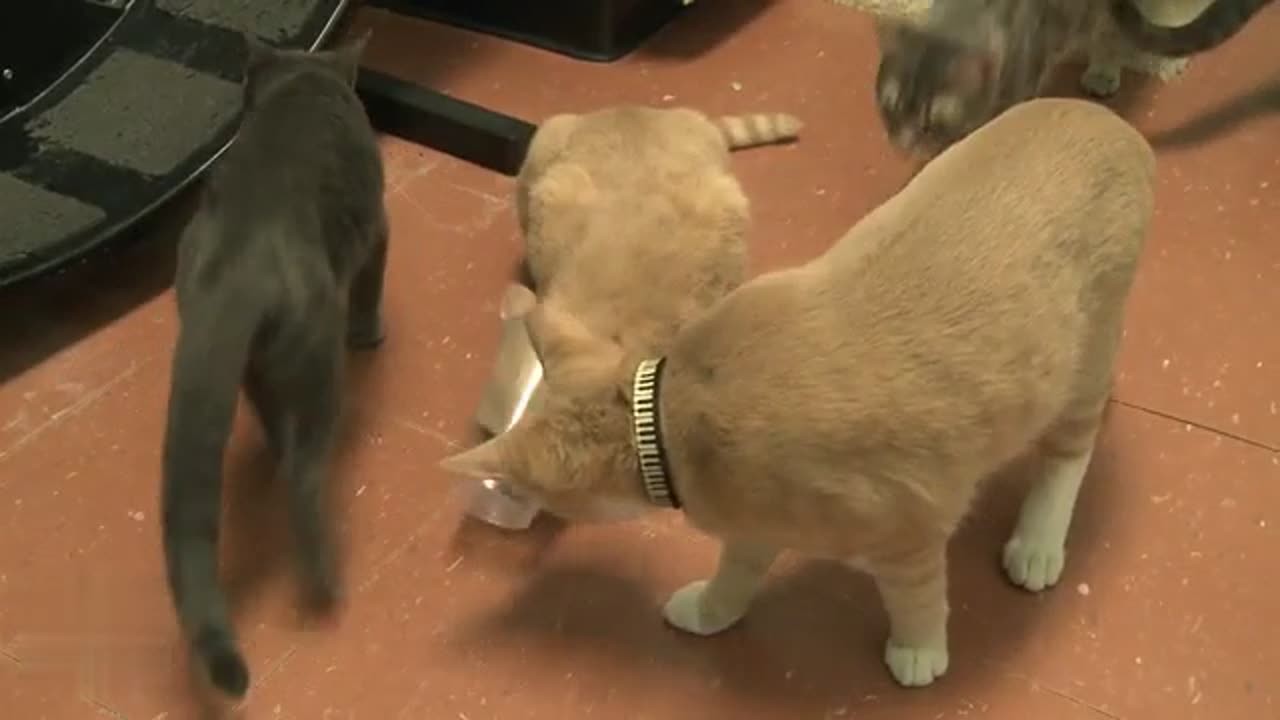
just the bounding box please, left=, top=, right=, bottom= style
left=245, top=361, right=286, bottom=457
left=280, top=333, right=347, bottom=611
left=348, top=208, right=389, bottom=349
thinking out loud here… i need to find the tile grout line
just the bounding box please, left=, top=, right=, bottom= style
left=1038, top=683, right=1125, bottom=720
left=395, top=416, right=461, bottom=450
left=87, top=697, right=127, bottom=719
left=355, top=511, right=448, bottom=595
left=257, top=644, right=299, bottom=687
left=1111, top=399, right=1279, bottom=452
left=0, top=358, right=147, bottom=470
left=232, top=645, right=301, bottom=710
left=386, top=154, right=443, bottom=194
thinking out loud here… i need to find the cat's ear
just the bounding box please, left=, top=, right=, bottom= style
left=524, top=302, right=586, bottom=365
left=524, top=303, right=621, bottom=387
left=243, top=34, right=274, bottom=79
left=499, top=284, right=537, bottom=321
left=439, top=437, right=508, bottom=481
left=329, top=29, right=372, bottom=86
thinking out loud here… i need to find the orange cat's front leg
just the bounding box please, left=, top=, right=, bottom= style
left=663, top=541, right=778, bottom=636
left=869, top=544, right=951, bottom=688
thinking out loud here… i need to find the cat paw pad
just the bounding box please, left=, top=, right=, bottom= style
left=663, top=581, right=744, bottom=636
left=884, top=640, right=949, bottom=688
left=1080, top=67, right=1122, bottom=98
left=1003, top=535, right=1066, bottom=592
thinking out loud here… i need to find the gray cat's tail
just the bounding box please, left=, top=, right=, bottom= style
left=716, top=113, right=803, bottom=150
left=1109, top=0, right=1271, bottom=57
left=161, top=305, right=260, bottom=698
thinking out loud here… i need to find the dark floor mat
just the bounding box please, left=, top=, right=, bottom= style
left=0, top=0, right=349, bottom=288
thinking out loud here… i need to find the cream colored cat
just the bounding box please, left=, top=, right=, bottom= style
left=442, top=98, right=1155, bottom=688
left=506, top=105, right=800, bottom=436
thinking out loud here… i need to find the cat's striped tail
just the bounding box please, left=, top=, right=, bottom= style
left=716, top=113, right=803, bottom=150
left=1109, top=0, right=1272, bottom=57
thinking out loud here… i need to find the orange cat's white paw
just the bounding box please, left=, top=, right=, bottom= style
left=1002, top=535, right=1065, bottom=592
left=884, top=640, right=948, bottom=688
left=662, top=581, right=744, bottom=636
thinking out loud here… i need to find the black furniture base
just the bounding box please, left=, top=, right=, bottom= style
left=368, top=0, right=687, bottom=62
left=356, top=68, right=534, bottom=177
left=356, top=0, right=686, bottom=176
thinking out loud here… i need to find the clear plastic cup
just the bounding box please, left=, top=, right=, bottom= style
left=464, top=284, right=544, bottom=530
left=465, top=477, right=540, bottom=530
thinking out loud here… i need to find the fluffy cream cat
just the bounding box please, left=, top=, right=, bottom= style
left=479, top=105, right=800, bottom=519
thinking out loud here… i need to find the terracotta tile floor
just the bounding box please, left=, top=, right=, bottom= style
left=2, top=2, right=1278, bottom=718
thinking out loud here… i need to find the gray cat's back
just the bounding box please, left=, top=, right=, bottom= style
left=178, top=63, right=383, bottom=320
left=204, top=67, right=382, bottom=254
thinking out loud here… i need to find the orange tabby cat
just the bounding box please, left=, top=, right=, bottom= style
left=442, top=98, right=1155, bottom=688
left=505, top=105, right=800, bottom=452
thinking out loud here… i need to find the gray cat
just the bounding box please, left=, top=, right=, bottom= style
left=873, top=1, right=1127, bottom=157
left=873, top=0, right=1274, bottom=157
left=161, top=32, right=387, bottom=698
